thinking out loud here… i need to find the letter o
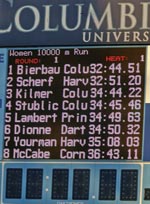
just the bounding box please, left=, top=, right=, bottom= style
left=70, top=66, right=76, bottom=74
left=15, top=6, right=40, bottom=32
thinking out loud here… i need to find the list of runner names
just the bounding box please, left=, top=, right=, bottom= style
left=3, top=47, right=146, bottom=160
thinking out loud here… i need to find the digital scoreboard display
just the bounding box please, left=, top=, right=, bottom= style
left=1, top=46, right=146, bottom=160
left=2, top=1, right=150, bottom=203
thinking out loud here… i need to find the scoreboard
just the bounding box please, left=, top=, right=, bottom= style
left=1, top=47, right=146, bottom=161
left=0, top=45, right=150, bottom=204
left=1, top=1, right=150, bottom=204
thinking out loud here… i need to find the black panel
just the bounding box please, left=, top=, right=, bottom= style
left=144, top=189, right=150, bottom=200
left=73, top=169, right=90, bottom=200
left=4, top=47, right=146, bottom=161
left=6, top=168, right=22, bottom=199
left=52, top=169, right=69, bottom=199
left=120, top=169, right=138, bottom=200
left=99, top=169, right=116, bottom=200
left=26, top=169, right=43, bottom=199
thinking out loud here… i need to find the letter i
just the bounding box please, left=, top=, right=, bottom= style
left=76, top=113, right=80, bottom=122
left=24, top=89, right=28, bottom=98
left=48, top=101, right=51, bottom=110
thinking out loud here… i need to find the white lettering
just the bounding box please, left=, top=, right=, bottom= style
left=14, top=137, right=57, bottom=147
left=15, top=6, right=40, bottom=32
left=118, top=3, right=136, bottom=29
left=63, top=88, right=88, bottom=98
left=60, top=149, right=86, bottom=159
left=85, top=3, right=114, bottom=30
left=60, top=137, right=86, bottom=147
left=0, top=0, right=13, bottom=33
left=140, top=2, right=150, bottom=29
left=61, top=4, right=83, bottom=31
left=14, top=124, right=51, bottom=135
left=13, top=148, right=50, bottom=159
left=15, top=112, right=57, bottom=123
left=61, top=124, right=86, bottom=135
left=62, top=100, right=88, bottom=110
left=43, top=5, right=59, bottom=31
left=63, top=76, right=89, bottom=86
